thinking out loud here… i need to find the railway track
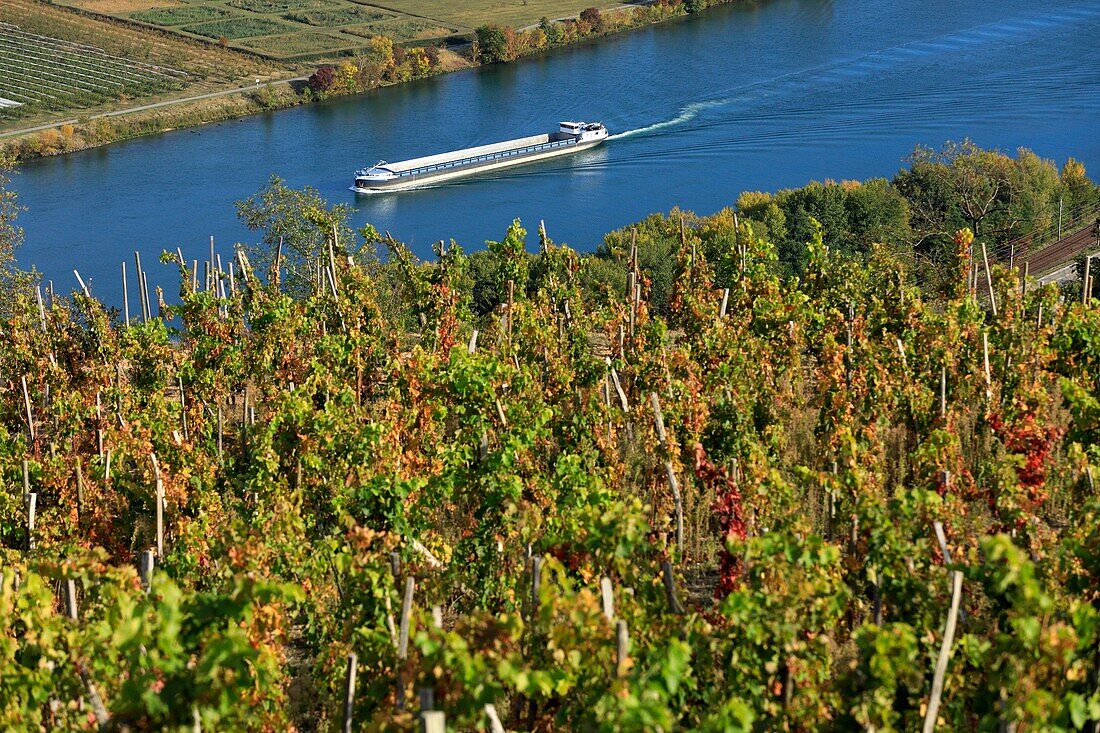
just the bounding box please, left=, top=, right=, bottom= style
left=1021, top=220, right=1099, bottom=280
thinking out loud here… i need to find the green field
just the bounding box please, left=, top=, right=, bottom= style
left=184, top=15, right=298, bottom=38
left=284, top=5, right=391, bottom=26
left=131, top=4, right=233, bottom=25
left=53, top=0, right=631, bottom=63
left=238, top=29, right=355, bottom=56
left=368, top=0, right=633, bottom=29
left=343, top=17, right=455, bottom=42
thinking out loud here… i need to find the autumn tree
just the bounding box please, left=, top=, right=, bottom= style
left=358, top=35, right=394, bottom=86
left=0, top=154, right=29, bottom=309
left=235, top=175, right=357, bottom=296
left=307, top=66, right=335, bottom=93
left=474, top=24, right=512, bottom=63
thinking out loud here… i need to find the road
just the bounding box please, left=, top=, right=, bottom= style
left=0, top=76, right=307, bottom=140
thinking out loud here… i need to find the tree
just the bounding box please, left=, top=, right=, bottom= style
left=235, top=175, right=357, bottom=296
left=0, top=154, right=29, bottom=307
left=358, top=35, right=394, bottom=86
left=475, top=24, right=511, bottom=63
left=895, top=141, right=1059, bottom=245
left=579, top=7, right=603, bottom=31
left=308, top=66, right=335, bottom=94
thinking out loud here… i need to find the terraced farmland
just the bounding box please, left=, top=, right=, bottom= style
left=0, top=21, right=187, bottom=119
left=56, top=0, right=463, bottom=60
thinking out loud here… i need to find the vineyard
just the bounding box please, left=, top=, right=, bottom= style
left=1, top=165, right=1100, bottom=731
left=0, top=21, right=187, bottom=118
left=52, top=0, right=463, bottom=60
left=0, top=0, right=276, bottom=126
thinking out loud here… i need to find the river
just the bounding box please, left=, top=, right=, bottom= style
left=10, top=0, right=1100, bottom=304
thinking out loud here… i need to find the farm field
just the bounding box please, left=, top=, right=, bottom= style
left=372, top=0, right=644, bottom=29
left=0, top=0, right=279, bottom=126
left=53, top=0, right=467, bottom=60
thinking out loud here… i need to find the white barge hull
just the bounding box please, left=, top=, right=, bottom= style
left=352, top=121, right=608, bottom=193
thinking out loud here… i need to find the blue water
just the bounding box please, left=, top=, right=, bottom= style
left=11, top=0, right=1100, bottom=303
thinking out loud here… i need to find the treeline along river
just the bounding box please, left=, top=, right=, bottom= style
left=11, top=0, right=1100, bottom=304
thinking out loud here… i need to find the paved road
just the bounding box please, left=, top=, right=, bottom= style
left=0, top=76, right=307, bottom=140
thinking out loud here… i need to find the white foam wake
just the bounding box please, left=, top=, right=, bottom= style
left=607, top=99, right=729, bottom=140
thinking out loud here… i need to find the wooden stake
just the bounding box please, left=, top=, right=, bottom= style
left=615, top=620, right=629, bottom=678
left=122, top=261, right=130, bottom=327
left=922, top=570, right=964, bottom=733
left=76, top=458, right=86, bottom=520
left=662, top=561, right=684, bottom=614
left=1084, top=255, right=1092, bottom=305
left=933, top=521, right=953, bottom=564
left=940, top=366, right=947, bottom=419
left=530, top=555, right=542, bottom=610
left=343, top=653, right=357, bottom=733
left=468, top=329, right=478, bottom=354
left=600, top=576, right=615, bottom=621
left=74, top=269, right=91, bottom=297
left=398, top=577, right=415, bottom=660
left=608, top=360, right=629, bottom=411
left=719, top=288, right=729, bottom=319
left=26, top=492, right=36, bottom=551
left=152, top=454, right=164, bottom=557
left=66, top=578, right=79, bottom=620
left=21, top=374, right=35, bottom=443
left=140, top=549, right=155, bottom=592
left=134, top=251, right=147, bottom=322
left=981, top=241, right=998, bottom=316
left=485, top=704, right=505, bottom=733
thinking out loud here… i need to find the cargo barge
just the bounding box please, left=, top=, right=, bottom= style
left=351, top=121, right=608, bottom=193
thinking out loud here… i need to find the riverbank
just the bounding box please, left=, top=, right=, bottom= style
left=1, top=0, right=734, bottom=165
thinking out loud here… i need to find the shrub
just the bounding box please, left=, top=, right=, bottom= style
left=308, top=65, right=336, bottom=93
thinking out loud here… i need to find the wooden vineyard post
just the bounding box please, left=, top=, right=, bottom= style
left=940, top=366, right=947, bottom=419
left=22, top=375, right=36, bottom=444
left=922, top=570, right=964, bottom=733
left=662, top=561, right=684, bottom=614
left=66, top=578, right=79, bottom=620
left=615, top=620, right=630, bottom=678
left=600, top=576, right=615, bottom=622
left=485, top=704, right=505, bottom=733
left=343, top=653, right=357, bottom=733
left=64, top=584, right=110, bottom=729
left=420, top=711, right=445, bottom=733
left=151, top=454, right=164, bottom=557
left=140, top=549, right=155, bottom=592
left=121, top=261, right=130, bottom=327
left=1084, top=255, right=1092, bottom=306
left=396, top=576, right=415, bottom=711
left=650, top=393, right=684, bottom=557
left=506, top=279, right=515, bottom=344
left=26, top=492, right=36, bottom=551
left=530, top=555, right=542, bottom=611
left=134, top=251, right=148, bottom=323
left=981, top=241, right=998, bottom=317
